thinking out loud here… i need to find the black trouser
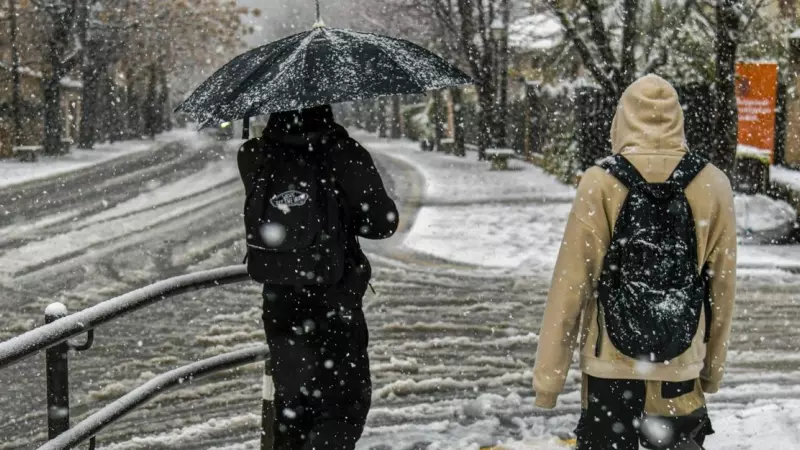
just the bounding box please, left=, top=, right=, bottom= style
left=263, top=287, right=371, bottom=450
left=577, top=375, right=714, bottom=450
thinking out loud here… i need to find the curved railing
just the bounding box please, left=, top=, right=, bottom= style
left=38, top=345, right=270, bottom=450
left=0, top=265, right=250, bottom=369
left=0, top=265, right=273, bottom=450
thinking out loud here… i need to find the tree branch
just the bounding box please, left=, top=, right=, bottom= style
left=643, top=0, right=697, bottom=74
left=738, top=0, right=769, bottom=40
left=551, top=6, right=616, bottom=92
left=619, top=0, right=639, bottom=86
left=457, top=0, right=482, bottom=77
left=580, top=0, right=618, bottom=72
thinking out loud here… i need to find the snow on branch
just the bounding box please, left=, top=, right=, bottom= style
left=643, top=0, right=697, bottom=74
left=550, top=6, right=616, bottom=92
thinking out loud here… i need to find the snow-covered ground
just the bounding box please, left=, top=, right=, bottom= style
left=772, top=165, right=800, bottom=192
left=1, top=132, right=800, bottom=449
left=0, top=129, right=206, bottom=188
left=354, top=132, right=574, bottom=273
left=357, top=132, right=800, bottom=277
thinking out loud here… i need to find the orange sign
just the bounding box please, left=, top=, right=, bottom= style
left=736, top=62, right=779, bottom=162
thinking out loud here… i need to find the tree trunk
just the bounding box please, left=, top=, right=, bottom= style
left=103, top=72, right=124, bottom=143
left=477, top=82, right=495, bottom=160
left=144, top=65, right=159, bottom=140
left=377, top=98, right=388, bottom=138
left=495, top=0, right=510, bottom=148
left=432, top=91, right=445, bottom=151
left=125, top=67, right=142, bottom=138
left=44, top=33, right=68, bottom=154
left=158, top=66, right=171, bottom=132
left=713, top=0, right=740, bottom=179
left=390, top=96, right=402, bottom=139
left=9, top=0, right=22, bottom=147
left=78, top=43, right=101, bottom=149
left=618, top=0, right=639, bottom=88
left=43, top=77, right=63, bottom=155
left=451, top=88, right=466, bottom=157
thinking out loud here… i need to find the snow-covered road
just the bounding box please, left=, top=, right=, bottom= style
left=0, top=133, right=799, bottom=449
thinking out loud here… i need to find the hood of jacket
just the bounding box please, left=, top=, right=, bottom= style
left=263, top=105, right=348, bottom=148
left=610, top=74, right=686, bottom=155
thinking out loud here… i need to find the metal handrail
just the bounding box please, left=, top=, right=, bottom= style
left=37, top=345, right=270, bottom=450
left=0, top=265, right=250, bottom=370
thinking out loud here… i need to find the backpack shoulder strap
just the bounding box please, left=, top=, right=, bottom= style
left=667, top=152, right=708, bottom=190
left=600, top=154, right=647, bottom=189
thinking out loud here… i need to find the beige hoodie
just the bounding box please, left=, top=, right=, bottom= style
left=532, top=75, right=737, bottom=409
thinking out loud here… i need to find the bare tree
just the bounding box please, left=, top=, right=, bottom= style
left=8, top=0, right=23, bottom=147
left=712, top=0, right=741, bottom=177
left=31, top=0, right=85, bottom=155
left=548, top=0, right=697, bottom=94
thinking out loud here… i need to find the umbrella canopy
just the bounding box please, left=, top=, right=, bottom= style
left=176, top=27, right=474, bottom=128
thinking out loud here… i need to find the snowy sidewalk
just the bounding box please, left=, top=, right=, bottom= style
left=357, top=132, right=576, bottom=273
left=0, top=129, right=208, bottom=189
left=360, top=133, right=800, bottom=278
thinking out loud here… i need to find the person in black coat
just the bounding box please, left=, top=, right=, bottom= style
left=237, top=105, right=398, bottom=450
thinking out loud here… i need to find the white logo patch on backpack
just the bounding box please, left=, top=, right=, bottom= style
left=270, top=190, right=309, bottom=211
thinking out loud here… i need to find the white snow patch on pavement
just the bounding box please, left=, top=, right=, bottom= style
left=407, top=203, right=570, bottom=269
left=772, top=165, right=800, bottom=191
left=99, top=413, right=260, bottom=450
left=0, top=129, right=207, bottom=188
left=735, top=194, right=796, bottom=233
left=706, top=400, right=800, bottom=449
left=358, top=133, right=574, bottom=274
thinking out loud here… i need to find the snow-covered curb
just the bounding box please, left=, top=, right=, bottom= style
left=771, top=165, right=800, bottom=192
left=0, top=129, right=208, bottom=189
left=735, top=194, right=797, bottom=244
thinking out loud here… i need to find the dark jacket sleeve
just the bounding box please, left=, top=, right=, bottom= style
left=332, top=138, right=399, bottom=240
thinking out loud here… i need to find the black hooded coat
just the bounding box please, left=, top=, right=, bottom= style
left=236, top=104, right=399, bottom=307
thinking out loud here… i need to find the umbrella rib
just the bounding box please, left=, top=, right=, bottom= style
left=245, top=32, right=318, bottom=118
left=221, top=33, right=312, bottom=119
left=376, top=44, right=427, bottom=92
left=337, top=30, right=427, bottom=92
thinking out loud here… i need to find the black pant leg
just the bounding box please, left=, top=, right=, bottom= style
left=576, top=375, right=646, bottom=450
left=264, top=308, right=317, bottom=449
left=304, top=306, right=372, bottom=450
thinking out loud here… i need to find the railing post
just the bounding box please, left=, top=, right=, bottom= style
left=45, top=303, right=70, bottom=439
left=261, top=362, right=274, bottom=450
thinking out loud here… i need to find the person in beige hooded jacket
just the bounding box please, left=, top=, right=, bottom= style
left=533, top=75, right=736, bottom=449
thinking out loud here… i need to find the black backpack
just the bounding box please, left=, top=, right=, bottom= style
left=242, top=139, right=346, bottom=285
left=596, top=152, right=712, bottom=362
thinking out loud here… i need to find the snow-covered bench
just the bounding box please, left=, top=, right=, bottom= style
left=486, top=148, right=515, bottom=170
left=12, top=145, right=43, bottom=162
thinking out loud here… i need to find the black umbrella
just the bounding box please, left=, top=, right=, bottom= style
left=175, top=2, right=473, bottom=132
